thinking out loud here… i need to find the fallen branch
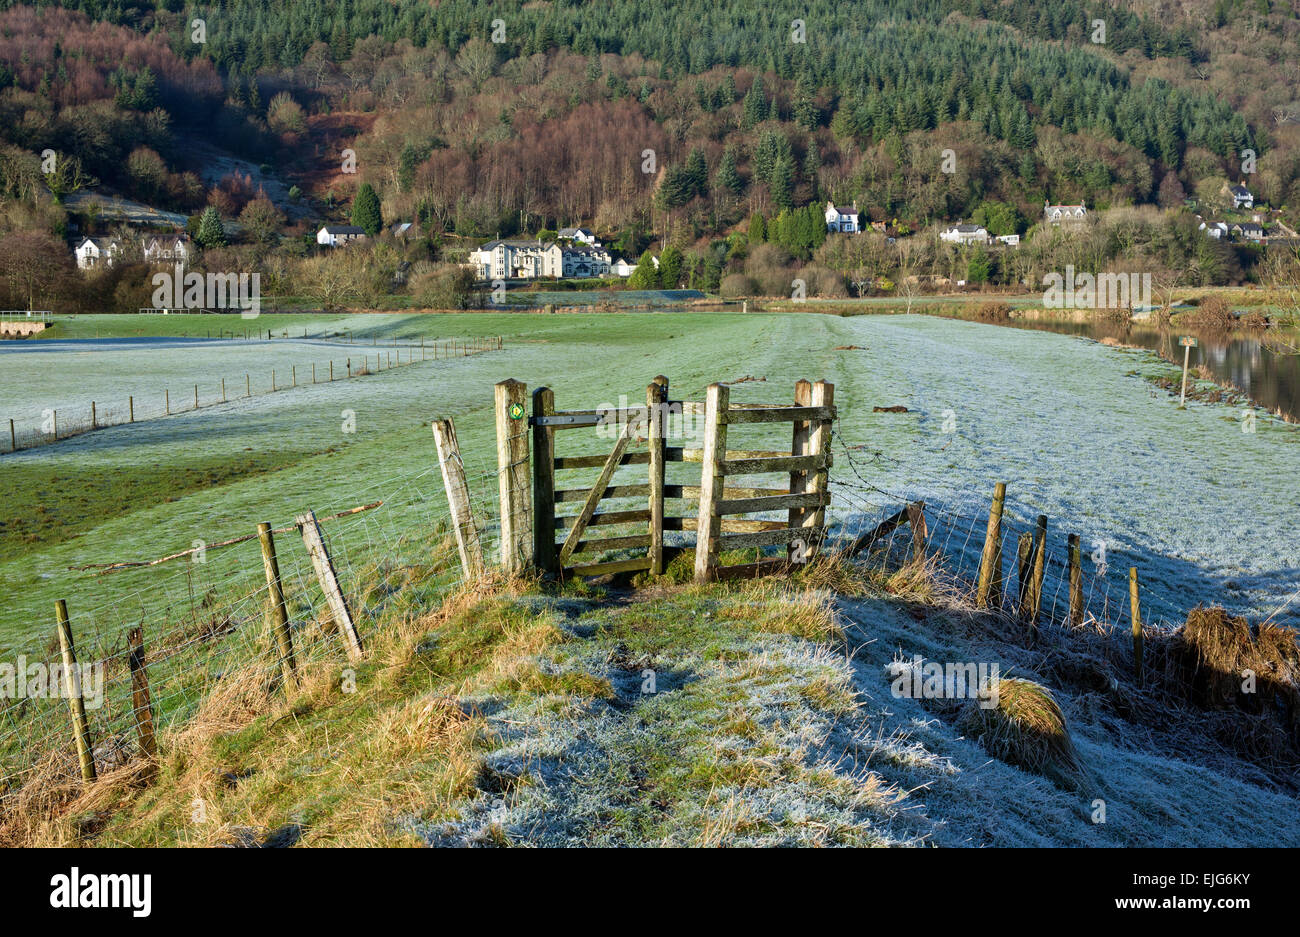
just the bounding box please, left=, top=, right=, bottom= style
left=69, top=501, right=384, bottom=574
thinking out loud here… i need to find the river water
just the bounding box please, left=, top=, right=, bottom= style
left=1001, top=318, right=1300, bottom=421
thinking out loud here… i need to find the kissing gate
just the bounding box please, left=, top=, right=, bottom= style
left=436, top=376, right=835, bottom=585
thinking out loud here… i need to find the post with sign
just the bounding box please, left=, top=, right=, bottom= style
left=1179, top=336, right=1197, bottom=408
left=495, top=379, right=533, bottom=573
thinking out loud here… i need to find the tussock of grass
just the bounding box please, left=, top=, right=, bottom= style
left=958, top=678, right=1086, bottom=791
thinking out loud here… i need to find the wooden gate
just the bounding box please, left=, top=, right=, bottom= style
left=532, top=375, right=696, bottom=579
left=493, top=376, right=835, bottom=582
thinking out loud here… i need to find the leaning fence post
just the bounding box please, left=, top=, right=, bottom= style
left=647, top=376, right=668, bottom=576
left=495, top=379, right=533, bottom=573
left=906, top=500, right=928, bottom=562
left=297, top=510, right=364, bottom=662
left=127, top=626, right=158, bottom=771
left=54, top=600, right=96, bottom=783
left=433, top=418, right=486, bottom=582
left=531, top=388, right=558, bottom=576
left=694, top=382, right=730, bottom=584
left=1068, top=533, right=1084, bottom=625
left=976, top=483, right=1006, bottom=607
left=257, top=522, right=297, bottom=690
left=1130, top=566, right=1143, bottom=684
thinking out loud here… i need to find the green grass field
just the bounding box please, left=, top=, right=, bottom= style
left=4, top=309, right=1299, bottom=656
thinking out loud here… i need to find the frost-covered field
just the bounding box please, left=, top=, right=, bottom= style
left=2, top=312, right=1297, bottom=648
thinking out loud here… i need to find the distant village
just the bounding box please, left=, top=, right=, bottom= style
left=66, top=182, right=1289, bottom=285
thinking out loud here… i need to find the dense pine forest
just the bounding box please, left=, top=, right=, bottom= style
left=0, top=0, right=1298, bottom=307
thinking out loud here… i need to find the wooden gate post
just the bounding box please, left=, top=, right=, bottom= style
left=1068, top=533, right=1084, bottom=625
left=258, top=523, right=298, bottom=690
left=787, top=379, right=812, bottom=563
left=54, top=600, right=96, bottom=783
left=694, top=382, right=730, bottom=583
left=297, top=511, right=364, bottom=662
left=127, top=627, right=158, bottom=770
left=647, top=376, right=669, bottom=575
left=433, top=418, right=486, bottom=582
left=531, top=388, right=558, bottom=576
left=976, top=482, right=1006, bottom=608
left=495, top=379, right=533, bottom=573
left=804, top=381, right=834, bottom=551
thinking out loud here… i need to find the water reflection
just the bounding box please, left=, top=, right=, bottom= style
left=1005, top=319, right=1300, bottom=421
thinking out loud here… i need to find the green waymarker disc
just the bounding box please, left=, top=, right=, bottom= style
left=509, top=402, right=525, bottom=420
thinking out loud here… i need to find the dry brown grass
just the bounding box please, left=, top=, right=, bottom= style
left=1167, top=606, right=1300, bottom=728
left=958, top=677, right=1086, bottom=790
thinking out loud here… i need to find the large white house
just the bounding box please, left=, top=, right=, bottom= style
left=143, top=235, right=192, bottom=264
left=1229, top=184, right=1255, bottom=209
left=468, top=239, right=612, bottom=280
left=74, top=236, right=123, bottom=269
left=824, top=201, right=860, bottom=233
left=317, top=225, right=367, bottom=247
left=1044, top=200, right=1088, bottom=224
left=939, top=223, right=989, bottom=245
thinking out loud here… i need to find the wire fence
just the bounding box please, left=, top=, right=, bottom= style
left=0, top=456, right=501, bottom=797
left=1, top=336, right=502, bottom=454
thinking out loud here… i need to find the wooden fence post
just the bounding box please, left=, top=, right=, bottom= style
left=976, top=482, right=1006, bottom=608
left=1016, top=531, right=1033, bottom=618
left=1130, top=566, right=1143, bottom=684
left=1028, top=514, right=1048, bottom=630
left=91, top=401, right=96, bottom=430
left=787, top=379, right=812, bottom=563
left=495, top=379, right=533, bottom=573
left=531, top=388, right=558, bottom=576
left=127, top=626, right=157, bottom=770
left=297, top=511, right=364, bottom=662
left=433, top=418, right=486, bottom=582
left=647, top=376, right=668, bottom=575
left=165, top=390, right=169, bottom=415
left=54, top=600, right=96, bottom=783
left=257, top=523, right=297, bottom=690
left=1068, top=533, right=1084, bottom=625
left=906, top=501, right=929, bottom=561
left=694, top=382, right=730, bottom=583
left=9, top=417, right=14, bottom=451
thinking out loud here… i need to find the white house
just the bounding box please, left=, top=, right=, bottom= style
left=557, top=227, right=600, bottom=246
left=1200, top=221, right=1229, bottom=240
left=74, top=236, right=122, bottom=269
left=939, top=223, right=989, bottom=245
left=558, top=243, right=611, bottom=277
left=1229, top=184, right=1254, bottom=209
left=317, top=225, right=367, bottom=247
left=824, top=201, right=860, bottom=233
left=1044, top=200, right=1087, bottom=224
left=611, top=258, right=635, bottom=278
left=994, top=233, right=1020, bottom=246
left=1230, top=221, right=1265, bottom=241
left=142, top=235, right=191, bottom=264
